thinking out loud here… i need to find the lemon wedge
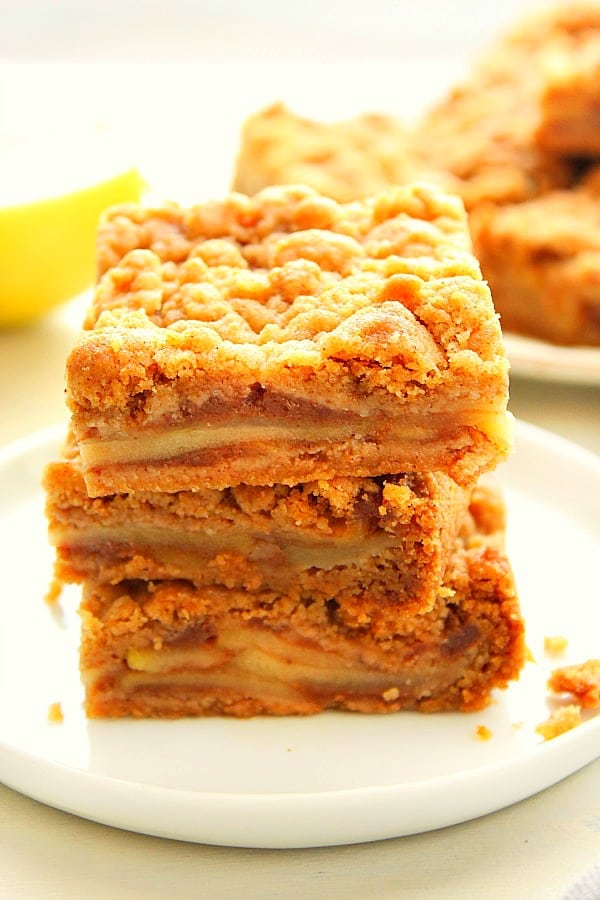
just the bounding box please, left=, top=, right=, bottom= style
left=0, top=135, right=145, bottom=327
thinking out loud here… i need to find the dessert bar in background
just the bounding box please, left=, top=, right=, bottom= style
left=232, top=3, right=600, bottom=347
left=530, top=4, right=600, bottom=154
left=234, top=104, right=412, bottom=203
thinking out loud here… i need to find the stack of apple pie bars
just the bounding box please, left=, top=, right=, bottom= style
left=44, top=182, right=525, bottom=718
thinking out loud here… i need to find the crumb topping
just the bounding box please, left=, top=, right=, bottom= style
left=88, top=183, right=488, bottom=358
left=66, top=182, right=509, bottom=430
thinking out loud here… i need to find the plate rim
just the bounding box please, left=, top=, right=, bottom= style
left=504, top=333, right=600, bottom=386
left=1, top=717, right=599, bottom=848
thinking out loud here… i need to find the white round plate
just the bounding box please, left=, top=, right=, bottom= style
left=0, top=421, right=599, bottom=849
left=505, top=333, right=600, bottom=386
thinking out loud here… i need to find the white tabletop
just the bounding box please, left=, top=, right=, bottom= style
left=1, top=15, right=600, bottom=895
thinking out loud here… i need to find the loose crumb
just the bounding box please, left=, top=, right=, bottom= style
left=536, top=705, right=581, bottom=741
left=547, top=659, right=600, bottom=709
left=544, top=635, right=568, bottom=656
left=525, top=646, right=536, bottom=664
left=475, top=724, right=493, bottom=741
left=382, top=687, right=400, bottom=702
left=44, top=576, right=63, bottom=605
left=47, top=702, right=64, bottom=723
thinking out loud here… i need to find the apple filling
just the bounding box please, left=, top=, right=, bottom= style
left=120, top=622, right=472, bottom=701
left=50, top=521, right=398, bottom=573
left=78, top=410, right=511, bottom=469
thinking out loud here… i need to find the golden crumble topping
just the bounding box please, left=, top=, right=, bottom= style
left=90, top=182, right=479, bottom=350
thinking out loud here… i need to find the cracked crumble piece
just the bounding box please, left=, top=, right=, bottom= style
left=47, top=702, right=64, bottom=723
left=544, top=635, right=569, bottom=656
left=547, top=659, right=600, bottom=709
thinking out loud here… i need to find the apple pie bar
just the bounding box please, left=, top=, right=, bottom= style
left=471, top=182, right=600, bottom=346
left=233, top=102, right=413, bottom=203
left=44, top=435, right=469, bottom=613
left=80, top=485, right=525, bottom=718
left=66, top=183, right=512, bottom=496
left=527, top=3, right=600, bottom=155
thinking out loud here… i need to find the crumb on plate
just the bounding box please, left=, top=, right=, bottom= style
left=47, top=702, right=64, bottom=723
left=548, top=659, right=600, bottom=709
left=544, top=635, right=568, bottom=655
left=536, top=704, right=581, bottom=741
left=44, top=576, right=64, bottom=605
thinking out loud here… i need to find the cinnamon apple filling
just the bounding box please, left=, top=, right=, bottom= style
left=50, top=521, right=398, bottom=572
left=121, top=623, right=472, bottom=700
left=78, top=411, right=511, bottom=469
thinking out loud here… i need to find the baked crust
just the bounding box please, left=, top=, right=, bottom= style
left=67, top=183, right=511, bottom=494
left=80, top=493, right=525, bottom=718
